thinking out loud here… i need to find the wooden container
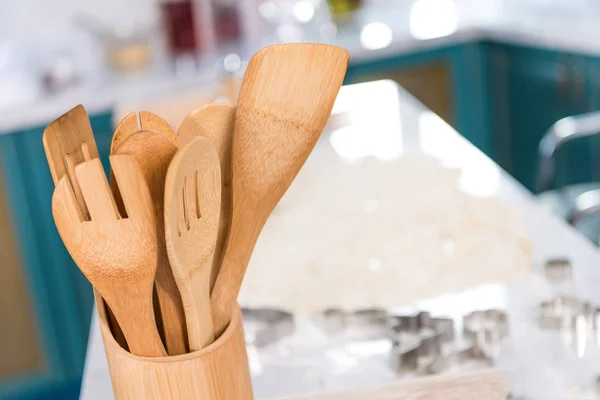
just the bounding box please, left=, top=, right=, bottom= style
left=97, top=295, right=253, bottom=400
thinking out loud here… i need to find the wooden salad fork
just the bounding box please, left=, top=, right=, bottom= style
left=42, top=104, right=126, bottom=348
left=52, top=154, right=166, bottom=357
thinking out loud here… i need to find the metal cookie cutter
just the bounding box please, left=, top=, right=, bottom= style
left=242, top=307, right=294, bottom=347
left=426, top=343, right=493, bottom=375
left=544, top=257, right=572, bottom=282
left=390, top=312, right=451, bottom=337
left=320, top=308, right=347, bottom=333
left=539, top=295, right=590, bottom=329
left=463, top=309, right=509, bottom=345
left=390, top=312, right=455, bottom=373
left=348, top=308, right=389, bottom=327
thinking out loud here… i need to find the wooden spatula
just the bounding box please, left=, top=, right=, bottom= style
left=164, top=137, right=221, bottom=350
left=210, top=44, right=349, bottom=336
left=114, top=131, right=186, bottom=356
left=178, top=103, right=236, bottom=290
left=52, top=155, right=166, bottom=357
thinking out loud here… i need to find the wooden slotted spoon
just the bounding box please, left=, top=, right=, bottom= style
left=164, top=137, right=221, bottom=350
left=210, top=44, right=349, bottom=336
left=52, top=155, right=166, bottom=357
left=178, top=103, right=236, bottom=290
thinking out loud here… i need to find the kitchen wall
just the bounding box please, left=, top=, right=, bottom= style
left=0, top=0, right=158, bottom=48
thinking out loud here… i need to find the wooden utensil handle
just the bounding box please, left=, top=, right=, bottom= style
left=182, top=270, right=214, bottom=351
left=210, top=206, right=263, bottom=336
left=100, top=282, right=167, bottom=357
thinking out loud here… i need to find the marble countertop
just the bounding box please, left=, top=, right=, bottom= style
left=80, top=81, right=600, bottom=399
left=4, top=0, right=600, bottom=134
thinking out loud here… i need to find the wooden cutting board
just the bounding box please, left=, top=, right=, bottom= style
left=277, top=369, right=506, bottom=400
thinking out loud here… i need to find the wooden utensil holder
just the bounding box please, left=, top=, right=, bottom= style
left=96, top=294, right=253, bottom=400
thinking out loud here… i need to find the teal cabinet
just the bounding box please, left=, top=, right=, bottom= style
left=586, top=58, right=600, bottom=183
left=346, top=42, right=600, bottom=192
left=486, top=43, right=597, bottom=191
left=346, top=43, right=496, bottom=161
left=0, top=110, right=113, bottom=399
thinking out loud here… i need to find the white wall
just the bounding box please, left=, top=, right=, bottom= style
left=0, top=0, right=159, bottom=49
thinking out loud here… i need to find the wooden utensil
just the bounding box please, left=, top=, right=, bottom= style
left=210, top=44, right=349, bottom=336
left=164, top=137, right=221, bottom=350
left=178, top=103, right=236, bottom=290
left=52, top=155, right=166, bottom=357
left=114, top=131, right=187, bottom=355
left=42, top=104, right=127, bottom=348
left=42, top=105, right=99, bottom=218
left=111, top=111, right=177, bottom=153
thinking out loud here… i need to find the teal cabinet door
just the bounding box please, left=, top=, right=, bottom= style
left=0, top=110, right=113, bottom=399
left=486, top=44, right=592, bottom=191
left=585, top=58, right=600, bottom=182
left=345, top=43, right=495, bottom=161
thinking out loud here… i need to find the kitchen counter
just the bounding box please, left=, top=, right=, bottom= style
left=80, top=80, right=600, bottom=399
left=4, top=0, right=600, bottom=134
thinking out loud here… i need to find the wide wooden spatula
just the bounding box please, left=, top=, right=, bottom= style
left=210, top=43, right=349, bottom=336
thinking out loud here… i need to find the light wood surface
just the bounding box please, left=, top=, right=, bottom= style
left=210, top=44, right=349, bottom=336
left=98, top=298, right=253, bottom=400
left=165, top=137, right=221, bottom=350
left=279, top=369, right=506, bottom=400
left=52, top=156, right=166, bottom=357
left=110, top=111, right=177, bottom=154
left=177, top=103, right=236, bottom=290
left=115, top=131, right=187, bottom=356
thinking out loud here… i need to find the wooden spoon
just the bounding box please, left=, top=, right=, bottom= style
left=164, top=137, right=221, bottom=350
left=210, top=44, right=349, bottom=336
left=114, top=131, right=187, bottom=356
left=178, top=103, right=236, bottom=290
left=52, top=155, right=166, bottom=357
left=111, top=111, right=177, bottom=154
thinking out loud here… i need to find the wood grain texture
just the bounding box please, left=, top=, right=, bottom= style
left=115, top=131, right=187, bottom=356
left=98, top=299, right=253, bottom=400
left=210, top=44, right=349, bottom=336
left=52, top=156, right=166, bottom=357
left=178, top=103, right=236, bottom=290
left=279, top=370, right=506, bottom=400
left=110, top=111, right=177, bottom=154
left=42, top=104, right=100, bottom=185
left=165, top=137, right=221, bottom=350
left=42, top=104, right=99, bottom=220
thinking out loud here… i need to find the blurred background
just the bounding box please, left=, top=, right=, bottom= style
left=3, top=0, right=600, bottom=398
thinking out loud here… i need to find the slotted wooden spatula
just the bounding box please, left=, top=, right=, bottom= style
left=164, top=137, right=221, bottom=350
left=178, top=103, right=236, bottom=290
left=210, top=44, right=349, bottom=336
